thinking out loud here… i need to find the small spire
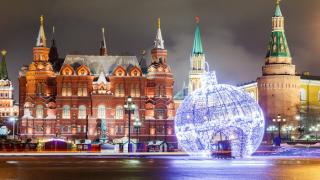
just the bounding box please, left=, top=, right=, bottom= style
left=100, top=27, right=107, bottom=55
left=0, top=49, right=8, bottom=80
left=101, top=27, right=106, bottom=48
left=36, top=15, right=47, bottom=47
left=154, top=18, right=164, bottom=49
left=274, top=0, right=283, bottom=17
left=192, top=16, right=204, bottom=55
left=157, top=18, right=161, bottom=29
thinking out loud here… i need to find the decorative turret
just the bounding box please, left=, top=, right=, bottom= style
left=151, top=18, right=167, bottom=65
left=266, top=0, right=291, bottom=63
left=192, top=16, right=204, bottom=56
left=36, top=15, right=47, bottom=47
left=0, top=50, right=9, bottom=80
left=100, top=28, right=107, bottom=56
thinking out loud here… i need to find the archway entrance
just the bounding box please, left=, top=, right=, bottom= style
left=210, top=127, right=245, bottom=158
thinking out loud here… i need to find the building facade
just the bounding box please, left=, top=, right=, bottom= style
left=240, top=1, right=320, bottom=139
left=18, top=16, right=176, bottom=147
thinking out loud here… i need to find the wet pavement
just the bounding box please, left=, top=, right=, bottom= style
left=0, top=156, right=319, bottom=180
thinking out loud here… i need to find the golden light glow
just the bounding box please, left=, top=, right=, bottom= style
left=1, top=49, right=7, bottom=56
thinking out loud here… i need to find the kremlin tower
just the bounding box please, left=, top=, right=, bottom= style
left=0, top=50, right=18, bottom=121
left=257, top=0, right=300, bottom=130
left=188, top=16, right=206, bottom=94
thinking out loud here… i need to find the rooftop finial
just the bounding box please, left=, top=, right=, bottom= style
left=276, top=0, right=281, bottom=5
left=40, top=15, right=44, bottom=26
left=195, top=16, right=200, bottom=24
left=157, top=18, right=161, bottom=29
left=1, top=50, right=7, bottom=56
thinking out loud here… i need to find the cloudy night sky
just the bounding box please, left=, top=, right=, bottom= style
left=0, top=0, right=320, bottom=100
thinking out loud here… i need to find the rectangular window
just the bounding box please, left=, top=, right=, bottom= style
left=67, top=83, right=72, bottom=96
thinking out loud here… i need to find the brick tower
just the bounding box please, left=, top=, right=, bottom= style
left=257, top=0, right=300, bottom=131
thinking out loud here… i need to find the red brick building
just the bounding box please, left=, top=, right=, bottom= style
left=18, top=16, right=176, bottom=147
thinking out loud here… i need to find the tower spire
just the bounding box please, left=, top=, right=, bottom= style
left=154, top=18, right=164, bottom=49
left=275, top=0, right=283, bottom=17
left=266, top=0, right=290, bottom=59
left=100, top=27, right=107, bottom=56
left=192, top=16, right=204, bottom=56
left=0, top=50, right=9, bottom=80
left=49, top=26, right=61, bottom=71
left=36, top=15, right=47, bottom=47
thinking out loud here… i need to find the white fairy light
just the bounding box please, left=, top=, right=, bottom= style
left=175, top=71, right=265, bottom=157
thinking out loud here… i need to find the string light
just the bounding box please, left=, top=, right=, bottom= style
left=175, top=71, right=265, bottom=157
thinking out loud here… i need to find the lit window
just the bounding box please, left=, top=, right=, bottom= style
left=36, top=105, right=44, bottom=119
left=78, top=105, right=86, bottom=119
left=115, top=106, right=123, bottom=119
left=67, top=83, right=72, bottom=96
left=98, top=105, right=106, bottom=119
left=62, top=105, right=71, bottom=119
left=300, top=88, right=307, bottom=101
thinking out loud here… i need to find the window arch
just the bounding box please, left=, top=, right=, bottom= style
left=300, top=88, right=307, bottom=101
left=115, top=106, right=123, bottom=119
left=36, top=105, right=44, bottom=119
left=98, top=105, right=106, bottom=119
left=62, top=105, right=71, bottom=119
left=78, top=105, right=86, bottom=119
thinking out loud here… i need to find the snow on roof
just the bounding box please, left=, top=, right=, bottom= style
left=64, top=55, right=140, bottom=75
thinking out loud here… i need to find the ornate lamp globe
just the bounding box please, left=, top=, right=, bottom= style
left=175, top=71, right=265, bottom=157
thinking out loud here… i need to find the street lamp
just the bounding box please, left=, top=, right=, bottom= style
left=309, top=126, right=319, bottom=141
left=9, top=117, right=17, bottom=140
left=133, top=118, right=142, bottom=143
left=272, top=114, right=286, bottom=139
left=282, top=125, right=294, bottom=141
left=124, top=96, right=136, bottom=153
left=267, top=125, right=278, bottom=142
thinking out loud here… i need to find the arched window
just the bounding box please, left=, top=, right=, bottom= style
left=300, top=88, right=307, bottom=101
left=115, top=106, right=123, bottom=119
left=62, top=105, right=71, bottom=119
left=36, top=105, right=44, bottom=119
left=78, top=105, right=86, bottom=119
left=98, top=105, right=106, bottom=119
left=155, top=107, right=166, bottom=119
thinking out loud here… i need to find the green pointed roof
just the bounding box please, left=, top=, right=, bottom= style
left=274, top=3, right=283, bottom=17
left=266, top=31, right=291, bottom=58
left=192, top=17, right=204, bottom=55
left=0, top=50, right=9, bottom=80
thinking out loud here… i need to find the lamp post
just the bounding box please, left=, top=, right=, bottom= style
left=309, top=126, right=319, bottom=141
left=9, top=117, right=17, bottom=140
left=133, top=118, right=141, bottom=143
left=283, top=125, right=294, bottom=141
left=124, top=96, right=135, bottom=153
left=267, top=125, right=278, bottom=143
left=272, top=114, right=286, bottom=139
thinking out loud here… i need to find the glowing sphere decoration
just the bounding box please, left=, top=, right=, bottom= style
left=175, top=71, right=265, bottom=157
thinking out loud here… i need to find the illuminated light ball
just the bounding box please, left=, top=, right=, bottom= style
left=175, top=71, right=265, bottom=157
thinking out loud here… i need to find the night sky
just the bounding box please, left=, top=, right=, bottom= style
left=0, top=0, right=319, bottom=100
